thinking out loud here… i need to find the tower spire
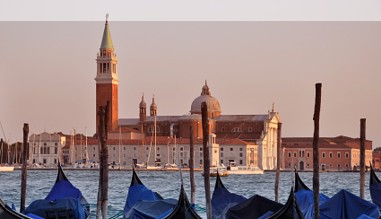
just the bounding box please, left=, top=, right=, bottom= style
left=100, top=14, right=113, bottom=49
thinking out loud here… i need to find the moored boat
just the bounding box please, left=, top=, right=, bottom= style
left=0, top=198, right=32, bottom=219
left=0, top=165, right=14, bottom=172
left=203, top=166, right=229, bottom=177
left=22, top=163, right=90, bottom=219
left=211, top=173, right=246, bottom=219
left=124, top=168, right=175, bottom=218
left=369, top=165, right=381, bottom=209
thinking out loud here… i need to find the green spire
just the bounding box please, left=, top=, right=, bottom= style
left=100, top=14, right=114, bottom=49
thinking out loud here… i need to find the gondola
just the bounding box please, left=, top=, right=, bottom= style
left=0, top=198, right=32, bottom=219
left=163, top=183, right=202, bottom=219
left=22, top=163, right=89, bottom=219
left=320, top=189, right=379, bottom=219
left=124, top=169, right=176, bottom=219
left=267, top=187, right=304, bottom=219
left=294, top=169, right=329, bottom=218
left=211, top=172, right=246, bottom=219
left=369, top=165, right=381, bottom=209
left=225, top=194, right=283, bottom=219
left=295, top=169, right=379, bottom=219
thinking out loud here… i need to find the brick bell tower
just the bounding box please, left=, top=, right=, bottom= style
left=95, top=15, right=118, bottom=133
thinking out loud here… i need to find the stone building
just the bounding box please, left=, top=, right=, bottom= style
left=28, top=132, right=65, bottom=166
left=282, top=136, right=373, bottom=171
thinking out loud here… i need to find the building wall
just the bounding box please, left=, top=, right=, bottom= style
left=96, top=83, right=118, bottom=132
left=29, top=132, right=65, bottom=166
left=282, top=137, right=373, bottom=171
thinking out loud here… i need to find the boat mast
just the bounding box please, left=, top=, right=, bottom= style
left=37, top=134, right=41, bottom=164
left=174, top=135, right=177, bottom=165
left=85, top=127, right=89, bottom=164
left=154, top=113, right=157, bottom=165
left=167, top=138, right=170, bottom=165
left=0, top=140, right=3, bottom=164
left=119, top=126, right=121, bottom=169
left=0, top=121, right=5, bottom=164
left=30, top=133, right=35, bottom=164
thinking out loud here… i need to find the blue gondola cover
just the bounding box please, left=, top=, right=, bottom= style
left=22, top=164, right=89, bottom=219
left=211, top=174, right=246, bottom=219
left=320, top=190, right=379, bottom=219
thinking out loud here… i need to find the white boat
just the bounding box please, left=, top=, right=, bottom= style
left=0, top=166, right=14, bottom=172
left=203, top=166, right=229, bottom=177
left=227, top=165, right=264, bottom=175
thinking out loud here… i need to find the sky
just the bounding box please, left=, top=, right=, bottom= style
left=0, top=1, right=381, bottom=148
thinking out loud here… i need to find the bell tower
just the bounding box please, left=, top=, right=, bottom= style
left=95, top=15, right=118, bottom=133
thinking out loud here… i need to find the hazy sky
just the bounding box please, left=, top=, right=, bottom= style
left=1, top=21, right=380, bottom=148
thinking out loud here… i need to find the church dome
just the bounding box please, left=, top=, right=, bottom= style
left=190, top=81, right=221, bottom=117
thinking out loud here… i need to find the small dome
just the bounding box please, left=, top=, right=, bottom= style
left=190, top=81, right=221, bottom=117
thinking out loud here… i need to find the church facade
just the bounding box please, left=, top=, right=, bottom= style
left=95, top=18, right=282, bottom=170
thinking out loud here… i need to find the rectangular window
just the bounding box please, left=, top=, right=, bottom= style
left=221, top=153, right=224, bottom=157
left=239, top=160, right=243, bottom=165
left=200, top=147, right=203, bottom=151
left=346, top=152, right=349, bottom=158
left=240, top=153, right=243, bottom=157
left=55, top=148, right=58, bottom=154
left=288, top=152, right=291, bottom=157
left=338, top=152, right=341, bottom=158
left=322, top=152, right=326, bottom=158
left=240, top=148, right=243, bottom=151
left=230, top=148, right=233, bottom=151
left=200, top=159, right=203, bottom=164
left=329, top=152, right=333, bottom=158
left=294, top=152, right=297, bottom=157
left=221, top=148, right=223, bottom=151
left=221, top=160, right=223, bottom=164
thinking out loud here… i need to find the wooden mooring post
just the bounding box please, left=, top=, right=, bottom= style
left=202, top=102, right=212, bottom=219
left=189, top=125, right=196, bottom=204
left=360, top=118, right=366, bottom=198
left=274, top=122, right=282, bottom=202
left=313, top=83, right=322, bottom=219
left=96, top=102, right=109, bottom=219
left=20, top=123, right=29, bottom=212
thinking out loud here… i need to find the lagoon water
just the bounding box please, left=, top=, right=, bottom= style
left=0, top=170, right=374, bottom=218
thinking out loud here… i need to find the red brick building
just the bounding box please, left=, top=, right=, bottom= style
left=372, top=150, right=381, bottom=170
left=282, top=136, right=373, bottom=171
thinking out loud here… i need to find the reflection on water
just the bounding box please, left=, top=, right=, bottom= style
left=0, top=170, right=373, bottom=218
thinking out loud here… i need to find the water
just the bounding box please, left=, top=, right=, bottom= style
left=0, top=170, right=374, bottom=218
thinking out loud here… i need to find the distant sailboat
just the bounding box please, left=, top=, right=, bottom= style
left=165, top=136, right=178, bottom=169
left=146, top=113, right=162, bottom=170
